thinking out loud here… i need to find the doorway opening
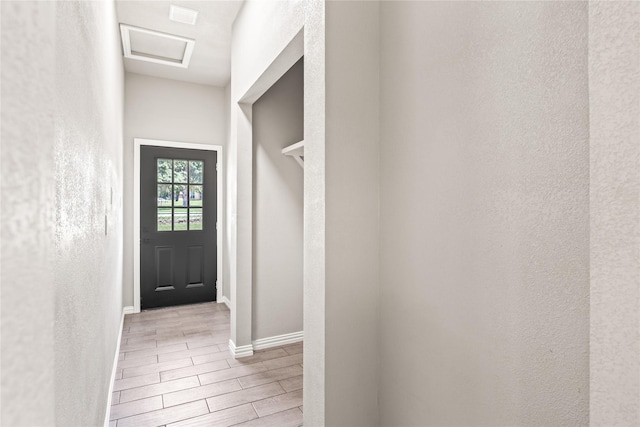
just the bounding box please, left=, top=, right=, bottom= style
left=133, top=138, right=223, bottom=312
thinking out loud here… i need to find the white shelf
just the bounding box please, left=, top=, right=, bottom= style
left=282, top=140, right=304, bottom=168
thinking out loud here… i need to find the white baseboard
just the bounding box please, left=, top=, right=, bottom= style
left=104, top=306, right=132, bottom=426
left=219, top=296, right=231, bottom=310
left=229, top=339, right=254, bottom=359
left=253, top=331, right=303, bottom=351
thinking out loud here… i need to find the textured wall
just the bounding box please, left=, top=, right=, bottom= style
left=1, top=2, right=57, bottom=425
left=379, top=2, right=589, bottom=425
left=53, top=1, right=125, bottom=425
left=252, top=59, right=304, bottom=341
left=301, top=1, right=326, bottom=424
left=1, top=1, right=125, bottom=425
left=589, top=2, right=640, bottom=425
left=123, top=73, right=226, bottom=307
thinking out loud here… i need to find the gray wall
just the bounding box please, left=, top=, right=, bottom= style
left=1, top=1, right=125, bottom=425
left=251, top=60, right=304, bottom=340
left=589, top=2, right=640, bottom=424
left=378, top=2, right=589, bottom=425
left=228, top=0, right=306, bottom=351
left=123, top=73, right=227, bottom=307
left=324, top=2, right=381, bottom=425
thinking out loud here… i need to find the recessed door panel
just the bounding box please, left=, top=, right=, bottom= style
left=187, top=245, right=204, bottom=287
left=154, top=247, right=175, bottom=290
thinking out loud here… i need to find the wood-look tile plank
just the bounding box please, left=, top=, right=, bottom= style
left=120, top=336, right=151, bottom=347
left=109, top=303, right=303, bottom=427
left=175, top=303, right=224, bottom=315
left=121, top=329, right=157, bottom=339
left=186, top=335, right=229, bottom=349
left=191, top=348, right=233, bottom=365
left=160, top=359, right=229, bottom=382
left=119, top=340, right=158, bottom=353
left=153, top=326, right=191, bottom=335
left=174, top=304, right=215, bottom=314
left=205, top=382, right=285, bottom=413
left=158, top=345, right=224, bottom=363
left=198, top=363, right=269, bottom=386
left=209, top=323, right=231, bottom=332
left=128, top=311, right=180, bottom=323
left=127, top=319, right=184, bottom=333
left=182, top=331, right=219, bottom=341
left=113, top=373, right=160, bottom=392
left=226, top=348, right=288, bottom=367
left=126, top=332, right=185, bottom=345
left=237, top=365, right=302, bottom=389
left=110, top=395, right=163, bottom=420
left=282, top=343, right=303, bottom=355
left=279, top=375, right=303, bottom=392
left=167, top=403, right=257, bottom=427
left=117, top=354, right=158, bottom=369
left=180, top=325, right=215, bottom=334
left=155, top=335, right=194, bottom=349
left=232, top=407, right=303, bottom=427
left=163, top=378, right=242, bottom=408
left=115, top=369, right=123, bottom=380
left=119, top=376, right=201, bottom=404
left=252, top=390, right=303, bottom=417
left=109, top=420, right=116, bottom=427
left=125, top=343, right=188, bottom=360
left=261, top=353, right=303, bottom=370
left=116, top=400, right=209, bottom=427
left=123, top=357, right=193, bottom=378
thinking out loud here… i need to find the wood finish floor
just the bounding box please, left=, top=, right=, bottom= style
left=109, top=303, right=303, bottom=427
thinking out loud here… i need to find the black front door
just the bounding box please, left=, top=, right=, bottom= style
left=140, top=145, right=217, bottom=309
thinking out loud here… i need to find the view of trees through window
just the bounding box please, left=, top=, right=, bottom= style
left=156, top=159, right=204, bottom=231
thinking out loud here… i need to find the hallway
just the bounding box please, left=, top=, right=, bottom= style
left=109, top=303, right=303, bottom=427
left=2, top=1, right=639, bottom=425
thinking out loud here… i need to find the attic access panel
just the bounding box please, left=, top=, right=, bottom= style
left=120, top=24, right=195, bottom=68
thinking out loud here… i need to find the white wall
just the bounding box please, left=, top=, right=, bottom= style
left=589, top=2, right=640, bottom=425
left=1, top=2, right=57, bottom=424
left=378, top=2, right=589, bottom=425
left=1, top=1, right=125, bottom=425
left=251, top=59, right=304, bottom=341
left=123, top=73, right=226, bottom=307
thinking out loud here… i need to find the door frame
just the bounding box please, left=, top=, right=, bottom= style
left=133, top=138, right=223, bottom=313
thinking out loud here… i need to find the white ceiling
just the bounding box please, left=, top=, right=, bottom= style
left=115, top=1, right=243, bottom=87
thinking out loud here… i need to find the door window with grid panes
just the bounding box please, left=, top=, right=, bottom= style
left=156, top=159, right=204, bottom=231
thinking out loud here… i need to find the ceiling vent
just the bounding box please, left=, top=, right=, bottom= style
left=169, top=5, right=199, bottom=25
left=120, top=24, right=195, bottom=69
